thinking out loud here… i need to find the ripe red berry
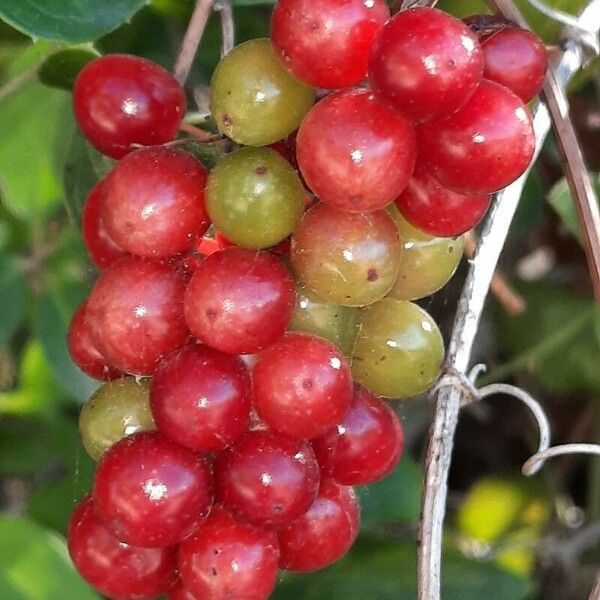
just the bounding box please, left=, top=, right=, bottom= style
left=184, top=247, right=295, bottom=355
left=215, top=430, right=320, bottom=528
left=178, top=506, right=280, bottom=600
left=151, top=344, right=251, bottom=452
left=68, top=495, right=177, bottom=600
left=82, top=179, right=127, bottom=269
left=479, top=27, right=547, bottom=102
left=296, top=89, right=416, bottom=212
left=369, top=8, right=483, bottom=122
left=67, top=301, right=122, bottom=381
left=168, top=582, right=199, bottom=600
left=103, top=147, right=209, bottom=258
left=271, top=0, right=389, bottom=89
left=278, top=479, right=359, bottom=572
left=253, top=332, right=353, bottom=439
left=395, top=161, right=491, bottom=237
left=94, top=432, right=213, bottom=547
left=418, top=79, right=535, bottom=194
left=312, top=386, right=403, bottom=485
left=73, top=54, right=186, bottom=159
left=85, top=257, right=189, bottom=375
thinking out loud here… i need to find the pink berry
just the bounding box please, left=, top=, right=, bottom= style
left=93, top=431, right=213, bottom=547
left=73, top=54, right=186, bottom=159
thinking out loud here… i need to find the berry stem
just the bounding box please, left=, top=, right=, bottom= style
left=417, top=4, right=599, bottom=596
left=179, top=121, right=222, bottom=142
left=214, top=0, right=235, bottom=57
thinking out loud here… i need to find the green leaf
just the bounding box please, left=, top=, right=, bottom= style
left=273, top=538, right=529, bottom=600
left=0, top=254, right=26, bottom=347
left=38, top=47, right=99, bottom=90
left=358, top=457, right=422, bottom=529
left=0, top=516, right=100, bottom=599
left=547, top=175, right=600, bottom=245
left=0, top=0, right=147, bottom=43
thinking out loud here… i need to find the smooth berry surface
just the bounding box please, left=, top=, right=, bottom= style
left=278, top=479, right=359, bottom=572
left=67, top=301, right=122, bottom=381
left=395, top=160, right=491, bottom=237
left=151, top=344, right=251, bottom=452
left=82, top=179, right=127, bottom=269
left=312, top=386, right=403, bottom=485
left=291, top=203, right=401, bottom=307
left=480, top=27, right=547, bottom=102
left=271, top=0, right=389, bottom=89
left=369, top=8, right=483, bottom=122
left=178, top=506, right=280, bottom=600
left=68, top=495, right=177, bottom=600
left=418, top=79, right=535, bottom=194
left=104, top=146, right=209, bottom=258
left=215, top=430, right=320, bottom=528
left=184, top=247, right=295, bottom=355
left=93, top=431, right=213, bottom=547
left=253, top=332, right=353, bottom=439
left=73, top=54, right=185, bottom=159
left=168, top=582, right=199, bottom=600
left=296, top=88, right=416, bottom=212
left=85, top=257, right=189, bottom=375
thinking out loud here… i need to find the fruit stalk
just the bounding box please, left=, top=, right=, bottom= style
left=418, top=3, right=600, bottom=597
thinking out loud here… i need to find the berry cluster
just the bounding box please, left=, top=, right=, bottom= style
left=65, top=3, right=546, bottom=599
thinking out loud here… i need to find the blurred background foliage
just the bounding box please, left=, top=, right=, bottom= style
left=0, top=0, right=598, bottom=598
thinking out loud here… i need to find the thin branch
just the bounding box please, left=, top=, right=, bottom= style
left=523, top=443, right=600, bottom=475
left=173, top=0, right=214, bottom=85
left=179, top=121, right=222, bottom=142
left=214, top=0, right=235, bottom=57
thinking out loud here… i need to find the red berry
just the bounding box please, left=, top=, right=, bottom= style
left=73, top=54, right=186, bottom=159
left=395, top=161, right=491, bottom=237
left=479, top=27, right=547, bottom=102
left=168, top=582, right=199, bottom=600
left=418, top=79, right=535, bottom=194
left=368, top=8, right=483, bottom=122
left=178, top=506, right=279, bottom=600
left=94, top=432, right=213, bottom=547
left=278, top=479, right=359, bottom=572
left=86, top=257, right=189, bottom=375
left=271, top=0, right=389, bottom=89
left=151, top=344, right=251, bottom=452
left=103, top=147, right=209, bottom=258
left=67, top=301, right=122, bottom=381
left=184, top=247, right=295, bottom=355
left=68, top=495, right=177, bottom=600
left=296, top=89, right=416, bottom=212
left=215, top=430, right=320, bottom=528
left=253, top=332, right=353, bottom=439
left=312, top=386, right=403, bottom=485
left=82, top=179, right=128, bottom=269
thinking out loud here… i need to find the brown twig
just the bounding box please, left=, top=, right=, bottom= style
left=464, top=231, right=526, bottom=316
left=179, top=121, right=222, bottom=142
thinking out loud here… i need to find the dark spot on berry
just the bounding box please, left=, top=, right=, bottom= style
left=255, top=166, right=267, bottom=176
left=449, top=247, right=454, bottom=253
left=273, top=503, right=284, bottom=512
left=211, top=567, right=218, bottom=577
left=222, top=114, right=232, bottom=127
left=303, top=379, right=313, bottom=390
left=310, top=21, right=319, bottom=30
left=367, top=269, right=378, bottom=281
left=206, top=308, right=218, bottom=321
left=213, top=548, right=220, bottom=555
left=380, top=355, right=386, bottom=361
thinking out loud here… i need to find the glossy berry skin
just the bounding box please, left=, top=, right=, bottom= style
left=94, top=432, right=213, bottom=547
left=253, top=333, right=353, bottom=439
left=104, top=147, right=209, bottom=258
left=352, top=299, right=444, bottom=399
left=215, top=430, right=320, bottom=529
left=312, top=386, right=403, bottom=485
left=184, top=247, right=295, bottom=355
left=210, top=39, right=315, bottom=146
left=73, top=54, right=185, bottom=159
left=178, top=506, right=279, bottom=600
left=296, top=89, right=416, bottom=212
left=278, top=480, right=359, bottom=572
left=79, top=377, right=155, bottom=461
left=86, top=257, right=189, bottom=375
left=151, top=344, right=251, bottom=452
left=82, top=179, right=127, bottom=269
left=271, top=0, right=389, bottom=89
left=168, top=582, right=199, bottom=600
left=67, top=301, right=122, bottom=381
left=480, top=27, right=547, bottom=102
left=418, top=80, right=535, bottom=194
left=291, top=203, right=401, bottom=307
left=395, top=161, right=491, bottom=237
left=368, top=8, right=483, bottom=122
left=68, top=495, right=177, bottom=600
